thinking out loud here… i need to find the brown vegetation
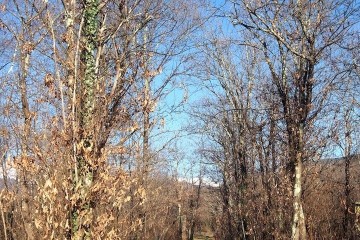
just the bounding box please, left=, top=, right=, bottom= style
left=0, top=0, right=359, bottom=239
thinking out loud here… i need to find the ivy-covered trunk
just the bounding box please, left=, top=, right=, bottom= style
left=71, top=0, right=99, bottom=239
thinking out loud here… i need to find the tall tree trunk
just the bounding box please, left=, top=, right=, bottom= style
left=343, top=109, right=352, bottom=238
left=141, top=28, right=151, bottom=238
left=63, top=0, right=76, bottom=112
left=19, top=40, right=35, bottom=240
left=291, top=127, right=306, bottom=240
left=71, top=0, right=99, bottom=239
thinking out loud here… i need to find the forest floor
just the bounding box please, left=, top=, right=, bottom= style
left=194, top=228, right=215, bottom=240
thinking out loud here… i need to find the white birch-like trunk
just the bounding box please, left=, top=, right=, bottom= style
left=291, top=128, right=306, bottom=240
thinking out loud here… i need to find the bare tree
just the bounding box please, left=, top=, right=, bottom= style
left=228, top=0, right=359, bottom=238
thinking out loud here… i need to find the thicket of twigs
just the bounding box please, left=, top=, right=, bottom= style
left=0, top=0, right=359, bottom=239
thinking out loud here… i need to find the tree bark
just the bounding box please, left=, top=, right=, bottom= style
left=291, top=152, right=306, bottom=239
left=19, top=40, right=35, bottom=240
left=71, top=0, right=99, bottom=239
left=343, top=109, right=352, bottom=238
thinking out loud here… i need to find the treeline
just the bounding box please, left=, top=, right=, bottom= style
left=189, top=0, right=360, bottom=239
